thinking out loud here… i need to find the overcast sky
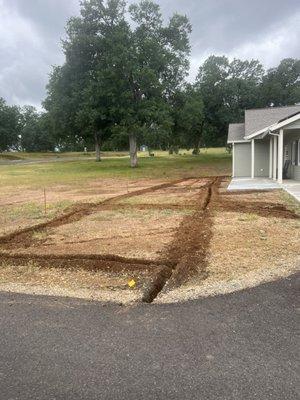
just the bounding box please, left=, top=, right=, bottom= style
left=0, top=0, right=299, bottom=109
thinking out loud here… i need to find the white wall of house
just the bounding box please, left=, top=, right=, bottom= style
left=233, top=143, right=251, bottom=177
left=283, top=130, right=300, bottom=180
left=230, top=112, right=300, bottom=182
left=254, top=140, right=269, bottom=177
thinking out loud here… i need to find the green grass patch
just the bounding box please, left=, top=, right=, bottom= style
left=0, top=149, right=231, bottom=189
left=5, top=200, right=73, bottom=221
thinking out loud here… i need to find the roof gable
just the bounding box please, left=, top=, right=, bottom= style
left=245, top=105, right=300, bottom=137
left=227, top=123, right=245, bottom=143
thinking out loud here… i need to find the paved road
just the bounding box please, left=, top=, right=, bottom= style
left=0, top=274, right=299, bottom=400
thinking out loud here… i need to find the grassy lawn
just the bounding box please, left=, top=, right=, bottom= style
left=0, top=148, right=231, bottom=188
left=0, top=150, right=129, bottom=160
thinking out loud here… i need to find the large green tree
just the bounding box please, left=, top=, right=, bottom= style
left=119, top=0, right=191, bottom=166
left=0, top=97, right=21, bottom=152
left=260, top=58, right=300, bottom=106
left=20, top=106, right=56, bottom=152
left=44, top=0, right=191, bottom=166
left=170, top=85, right=204, bottom=153
left=44, top=0, right=129, bottom=161
left=196, top=56, right=264, bottom=145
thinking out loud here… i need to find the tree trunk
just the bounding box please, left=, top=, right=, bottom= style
left=129, top=134, right=138, bottom=168
left=192, top=138, right=201, bottom=155
left=94, top=132, right=101, bottom=162
left=193, top=122, right=204, bottom=155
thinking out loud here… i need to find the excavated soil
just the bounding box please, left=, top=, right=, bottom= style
left=0, top=175, right=299, bottom=304
left=0, top=177, right=222, bottom=302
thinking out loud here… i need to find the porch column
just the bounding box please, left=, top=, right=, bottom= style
left=232, top=143, right=235, bottom=177
left=269, top=138, right=273, bottom=178
left=277, top=129, right=283, bottom=184
left=251, top=139, right=255, bottom=179
left=272, top=136, right=277, bottom=180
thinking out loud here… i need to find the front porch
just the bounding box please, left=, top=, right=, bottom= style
left=252, top=125, right=300, bottom=184
left=228, top=178, right=300, bottom=202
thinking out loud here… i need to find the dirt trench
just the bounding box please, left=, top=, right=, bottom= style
left=217, top=199, right=299, bottom=220
left=0, top=176, right=226, bottom=300
left=0, top=177, right=219, bottom=302
left=0, top=177, right=197, bottom=250
left=2, top=175, right=295, bottom=304
left=142, top=177, right=221, bottom=303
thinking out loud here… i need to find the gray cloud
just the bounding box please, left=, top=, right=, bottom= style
left=0, top=0, right=299, bottom=108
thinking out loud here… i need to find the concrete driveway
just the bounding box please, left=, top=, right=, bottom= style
left=0, top=274, right=299, bottom=400
left=228, top=178, right=300, bottom=201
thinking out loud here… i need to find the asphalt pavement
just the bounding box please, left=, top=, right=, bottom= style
left=0, top=273, right=299, bottom=400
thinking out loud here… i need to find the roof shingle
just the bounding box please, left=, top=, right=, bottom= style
left=227, top=123, right=245, bottom=143
left=245, top=105, right=300, bottom=137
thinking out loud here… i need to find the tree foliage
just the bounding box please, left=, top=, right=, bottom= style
left=0, top=98, right=22, bottom=152
left=20, top=106, right=56, bottom=152
left=260, top=58, right=300, bottom=107
left=1, top=1, right=300, bottom=157
left=44, top=0, right=191, bottom=165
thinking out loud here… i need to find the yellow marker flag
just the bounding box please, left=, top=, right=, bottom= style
left=128, top=279, right=136, bottom=288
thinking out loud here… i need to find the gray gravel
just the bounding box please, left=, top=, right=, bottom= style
left=0, top=273, right=299, bottom=400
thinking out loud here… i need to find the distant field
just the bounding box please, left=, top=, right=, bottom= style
left=0, top=151, right=129, bottom=160
left=0, top=148, right=231, bottom=188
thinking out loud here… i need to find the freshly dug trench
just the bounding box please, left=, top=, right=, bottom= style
left=0, top=176, right=225, bottom=304
left=141, top=266, right=173, bottom=303
left=0, top=177, right=196, bottom=250
left=141, top=177, right=222, bottom=302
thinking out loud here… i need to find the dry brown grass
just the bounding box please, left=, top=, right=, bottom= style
left=0, top=261, right=144, bottom=303
left=207, top=210, right=299, bottom=282
left=10, top=208, right=191, bottom=260
left=157, top=189, right=300, bottom=303
left=0, top=178, right=165, bottom=236
left=1, top=177, right=299, bottom=304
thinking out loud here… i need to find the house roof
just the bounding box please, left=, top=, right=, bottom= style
left=228, top=105, right=300, bottom=143
left=227, top=123, right=246, bottom=143
left=245, top=105, right=300, bottom=137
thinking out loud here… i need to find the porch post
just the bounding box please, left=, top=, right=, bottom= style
left=277, top=129, right=283, bottom=184
left=272, top=136, right=277, bottom=180
left=269, top=138, right=273, bottom=178
left=232, top=143, right=235, bottom=177
left=251, top=139, right=255, bottom=179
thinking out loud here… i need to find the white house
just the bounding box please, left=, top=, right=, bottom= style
left=228, top=105, right=300, bottom=184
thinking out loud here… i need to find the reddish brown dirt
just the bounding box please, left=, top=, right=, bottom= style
left=217, top=200, right=299, bottom=220
left=5, top=177, right=299, bottom=302
left=0, top=177, right=194, bottom=249
left=143, top=178, right=299, bottom=300
left=2, top=174, right=295, bottom=303
left=161, top=178, right=220, bottom=290
left=142, top=177, right=222, bottom=301
left=0, top=177, right=232, bottom=301
left=221, top=189, right=272, bottom=196
left=0, top=177, right=216, bottom=302
left=0, top=252, right=161, bottom=274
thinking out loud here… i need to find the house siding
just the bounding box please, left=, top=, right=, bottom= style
left=284, top=131, right=300, bottom=181
left=234, top=143, right=251, bottom=177
left=254, top=141, right=269, bottom=177
left=292, top=166, right=300, bottom=180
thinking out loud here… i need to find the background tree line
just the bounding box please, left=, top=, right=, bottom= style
left=1, top=0, right=299, bottom=166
